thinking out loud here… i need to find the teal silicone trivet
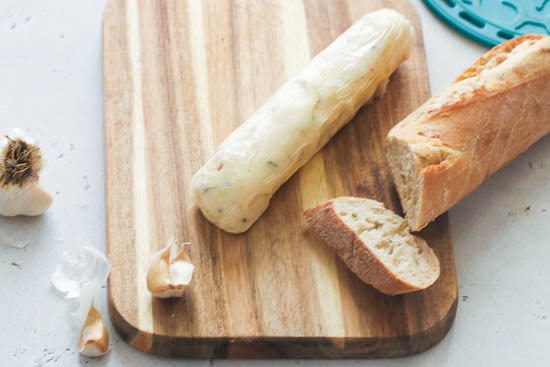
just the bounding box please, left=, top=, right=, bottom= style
left=423, top=0, right=550, bottom=47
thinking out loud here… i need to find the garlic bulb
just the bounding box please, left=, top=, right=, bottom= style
left=0, top=129, right=52, bottom=216
left=147, top=237, right=194, bottom=298
left=78, top=302, right=109, bottom=357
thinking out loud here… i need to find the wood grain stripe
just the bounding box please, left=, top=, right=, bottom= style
left=280, top=0, right=346, bottom=338
left=188, top=0, right=215, bottom=156
left=127, top=0, right=153, bottom=333
left=202, top=0, right=259, bottom=337
left=236, top=1, right=305, bottom=336
left=297, top=156, right=346, bottom=337
left=281, top=0, right=310, bottom=77
left=104, top=0, right=141, bottom=337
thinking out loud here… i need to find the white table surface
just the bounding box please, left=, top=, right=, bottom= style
left=1, top=0, right=549, bottom=366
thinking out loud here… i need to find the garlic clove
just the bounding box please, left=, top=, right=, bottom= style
left=147, top=237, right=194, bottom=298
left=0, top=129, right=52, bottom=217
left=0, top=184, right=53, bottom=217
left=78, top=303, right=109, bottom=357
left=24, top=185, right=52, bottom=215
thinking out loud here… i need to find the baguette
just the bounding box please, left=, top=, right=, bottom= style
left=304, top=197, right=440, bottom=295
left=191, top=9, right=413, bottom=233
left=386, top=35, right=550, bottom=231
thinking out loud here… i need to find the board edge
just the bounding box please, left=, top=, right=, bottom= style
left=107, top=247, right=458, bottom=358
left=102, top=0, right=459, bottom=358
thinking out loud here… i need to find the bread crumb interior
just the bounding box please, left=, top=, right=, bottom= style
left=334, top=198, right=439, bottom=288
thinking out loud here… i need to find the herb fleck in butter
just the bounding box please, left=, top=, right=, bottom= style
left=203, top=186, right=216, bottom=193
left=267, top=160, right=278, bottom=168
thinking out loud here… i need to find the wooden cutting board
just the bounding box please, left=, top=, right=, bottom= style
left=103, top=0, right=458, bottom=358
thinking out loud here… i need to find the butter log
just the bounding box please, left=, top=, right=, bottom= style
left=191, top=9, right=414, bottom=233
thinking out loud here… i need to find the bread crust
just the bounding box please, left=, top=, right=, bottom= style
left=303, top=198, right=434, bottom=295
left=386, top=35, right=550, bottom=230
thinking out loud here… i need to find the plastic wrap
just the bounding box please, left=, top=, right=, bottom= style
left=191, top=9, right=414, bottom=233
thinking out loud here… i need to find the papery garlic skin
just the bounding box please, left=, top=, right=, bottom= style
left=0, top=129, right=52, bottom=216
left=78, top=303, right=109, bottom=357
left=51, top=246, right=111, bottom=299
left=80, top=343, right=108, bottom=358
left=147, top=237, right=194, bottom=298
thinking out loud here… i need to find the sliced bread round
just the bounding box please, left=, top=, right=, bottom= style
left=304, top=197, right=440, bottom=295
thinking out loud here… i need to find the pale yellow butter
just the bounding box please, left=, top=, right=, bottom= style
left=191, top=9, right=414, bottom=233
